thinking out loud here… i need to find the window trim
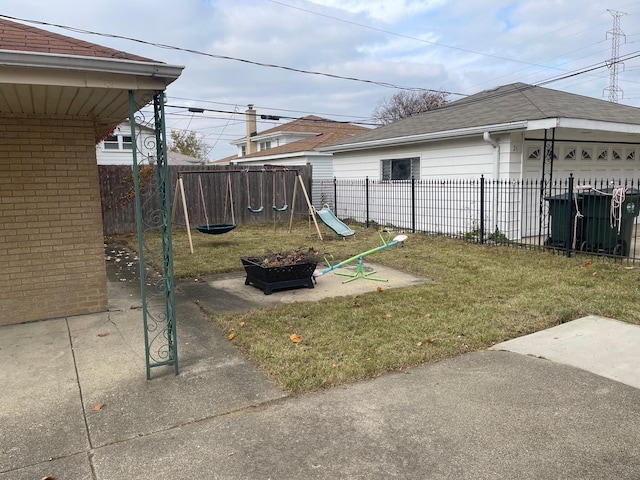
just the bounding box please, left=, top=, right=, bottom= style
left=381, top=157, right=420, bottom=181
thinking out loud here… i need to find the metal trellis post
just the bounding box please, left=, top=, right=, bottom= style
left=129, top=90, right=178, bottom=379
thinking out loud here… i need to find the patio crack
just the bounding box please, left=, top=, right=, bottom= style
left=65, top=317, right=98, bottom=480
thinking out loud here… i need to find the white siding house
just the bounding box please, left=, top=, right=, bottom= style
left=221, top=106, right=369, bottom=206
left=324, top=83, right=640, bottom=182
left=96, top=120, right=156, bottom=165
left=321, top=83, right=640, bottom=241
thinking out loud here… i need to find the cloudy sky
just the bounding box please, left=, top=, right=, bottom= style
left=3, top=0, right=640, bottom=159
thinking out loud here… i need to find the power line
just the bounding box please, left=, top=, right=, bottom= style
left=163, top=104, right=381, bottom=127
left=169, top=96, right=379, bottom=122
left=0, top=14, right=462, bottom=95
left=266, top=0, right=595, bottom=72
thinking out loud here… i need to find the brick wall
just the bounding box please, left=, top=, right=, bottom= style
left=0, top=114, right=108, bottom=325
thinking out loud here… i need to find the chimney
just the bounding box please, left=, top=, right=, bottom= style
left=246, top=104, right=257, bottom=155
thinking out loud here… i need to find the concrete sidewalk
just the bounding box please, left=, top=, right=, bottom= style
left=2, top=249, right=640, bottom=479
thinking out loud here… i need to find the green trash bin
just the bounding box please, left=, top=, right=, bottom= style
left=544, top=192, right=583, bottom=248
left=579, top=188, right=640, bottom=256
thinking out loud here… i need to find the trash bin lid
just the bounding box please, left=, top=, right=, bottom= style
left=580, top=187, right=640, bottom=196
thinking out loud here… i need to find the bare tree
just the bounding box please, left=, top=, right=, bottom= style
left=372, top=90, right=448, bottom=125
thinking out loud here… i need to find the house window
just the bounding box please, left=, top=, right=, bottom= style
left=564, top=148, right=576, bottom=161
left=103, top=135, right=120, bottom=150
left=528, top=147, right=557, bottom=161
left=381, top=157, right=420, bottom=181
left=612, top=148, right=622, bottom=161
left=259, top=141, right=272, bottom=151
left=597, top=148, right=608, bottom=161
left=241, top=145, right=247, bottom=156
left=104, top=134, right=133, bottom=151
left=626, top=149, right=636, bottom=161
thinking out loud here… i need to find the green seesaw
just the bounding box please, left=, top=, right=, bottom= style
left=317, top=231, right=408, bottom=283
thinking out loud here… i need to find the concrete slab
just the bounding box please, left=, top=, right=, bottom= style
left=491, top=315, right=640, bottom=389
left=0, top=452, right=93, bottom=480
left=0, top=318, right=89, bottom=474
left=68, top=280, right=286, bottom=449
left=91, top=351, right=640, bottom=480
left=180, top=262, right=426, bottom=313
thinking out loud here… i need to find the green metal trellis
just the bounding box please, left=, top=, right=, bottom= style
left=129, top=90, right=178, bottom=379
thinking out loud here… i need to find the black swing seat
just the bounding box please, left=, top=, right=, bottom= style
left=196, top=223, right=237, bottom=235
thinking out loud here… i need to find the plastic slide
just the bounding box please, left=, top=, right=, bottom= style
left=315, top=207, right=355, bottom=237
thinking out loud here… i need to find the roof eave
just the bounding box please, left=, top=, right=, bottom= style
left=234, top=151, right=329, bottom=162
left=0, top=50, right=184, bottom=84
left=528, top=117, right=640, bottom=134
left=320, top=121, right=529, bottom=153
left=230, top=131, right=319, bottom=145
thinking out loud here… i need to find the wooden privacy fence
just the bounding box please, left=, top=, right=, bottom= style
left=99, top=164, right=314, bottom=235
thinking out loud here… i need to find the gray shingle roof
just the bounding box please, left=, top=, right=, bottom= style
left=328, top=83, right=640, bottom=148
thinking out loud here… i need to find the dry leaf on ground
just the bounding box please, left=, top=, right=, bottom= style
left=92, top=403, right=104, bottom=411
left=290, top=333, right=302, bottom=343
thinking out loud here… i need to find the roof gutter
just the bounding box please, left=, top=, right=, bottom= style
left=0, top=50, right=184, bottom=83
left=319, top=121, right=528, bottom=153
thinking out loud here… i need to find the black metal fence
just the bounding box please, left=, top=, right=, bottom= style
left=314, top=176, right=640, bottom=261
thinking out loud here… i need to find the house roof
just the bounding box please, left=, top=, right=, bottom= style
left=167, top=151, right=206, bottom=166
left=323, top=83, right=640, bottom=151
left=0, top=17, right=183, bottom=141
left=227, top=115, right=369, bottom=162
left=0, top=17, right=153, bottom=62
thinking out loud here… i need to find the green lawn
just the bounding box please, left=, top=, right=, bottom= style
left=118, top=221, right=640, bottom=395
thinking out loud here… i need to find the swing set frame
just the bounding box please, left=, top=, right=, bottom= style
left=172, top=166, right=323, bottom=254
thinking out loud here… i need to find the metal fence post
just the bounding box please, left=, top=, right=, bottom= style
left=480, top=175, right=485, bottom=244
left=411, top=177, right=416, bottom=233
left=365, top=176, right=370, bottom=228
left=565, top=174, right=574, bottom=258
left=333, top=177, right=337, bottom=214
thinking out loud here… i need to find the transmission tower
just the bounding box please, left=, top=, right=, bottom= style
left=604, top=9, right=627, bottom=103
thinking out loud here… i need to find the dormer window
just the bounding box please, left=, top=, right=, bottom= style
left=259, top=141, right=272, bottom=151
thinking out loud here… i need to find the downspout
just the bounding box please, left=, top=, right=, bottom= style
left=483, top=132, right=500, bottom=239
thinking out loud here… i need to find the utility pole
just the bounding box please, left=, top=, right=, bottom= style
left=604, top=9, right=627, bottom=103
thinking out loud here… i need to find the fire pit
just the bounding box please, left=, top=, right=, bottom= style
left=241, top=249, right=319, bottom=295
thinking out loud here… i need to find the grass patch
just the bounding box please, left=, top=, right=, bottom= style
left=114, top=222, right=640, bottom=395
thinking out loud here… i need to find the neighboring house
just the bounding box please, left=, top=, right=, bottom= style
left=96, top=120, right=156, bottom=165
left=0, top=18, right=182, bottom=325
left=166, top=150, right=207, bottom=165
left=97, top=120, right=206, bottom=165
left=222, top=105, right=369, bottom=206
left=320, top=83, right=640, bottom=238
left=322, top=82, right=640, bottom=182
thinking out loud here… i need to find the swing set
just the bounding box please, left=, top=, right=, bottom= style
left=173, top=167, right=323, bottom=254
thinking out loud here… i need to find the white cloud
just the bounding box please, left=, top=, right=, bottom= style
left=1, top=0, right=639, bottom=159
left=307, top=0, right=445, bottom=23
